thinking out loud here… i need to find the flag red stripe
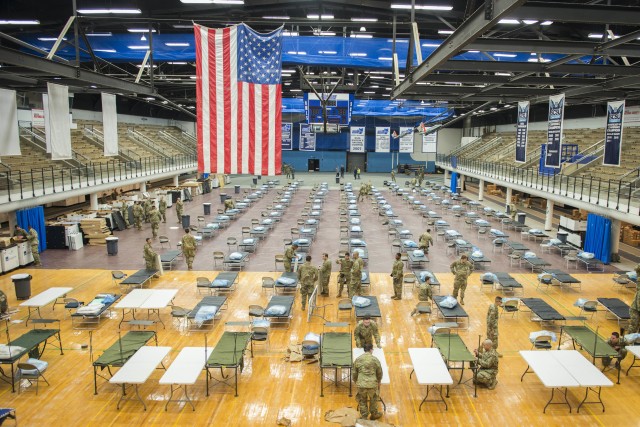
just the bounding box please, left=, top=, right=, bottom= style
left=248, top=84, right=255, bottom=174
left=194, top=26, right=204, bottom=172
left=222, top=27, right=231, bottom=174
left=274, top=85, right=282, bottom=174
left=237, top=81, right=243, bottom=173
left=208, top=29, right=217, bottom=172
left=261, top=87, right=269, bottom=176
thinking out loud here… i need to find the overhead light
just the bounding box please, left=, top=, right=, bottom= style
left=540, top=21, right=553, bottom=26
left=371, top=71, right=392, bottom=74
left=284, top=82, right=291, bottom=86
left=438, top=30, right=454, bottom=35
left=363, top=91, right=375, bottom=94
left=190, top=76, right=197, bottom=79
left=528, top=57, right=550, bottom=62
left=490, top=107, right=497, bottom=111
left=140, top=34, right=147, bottom=41
left=350, top=34, right=373, bottom=38
left=165, top=42, right=190, bottom=47
left=391, top=4, right=453, bottom=10
left=281, top=69, right=296, bottom=73
left=173, top=24, right=194, bottom=29
left=388, top=39, right=408, bottom=43
left=530, top=52, right=537, bottom=55
left=466, top=50, right=479, bottom=53
left=493, top=53, right=517, bottom=57
left=588, top=33, right=604, bottom=39
left=86, top=32, right=112, bottom=36
left=290, top=89, right=302, bottom=92
left=180, top=0, right=244, bottom=3
left=168, top=61, right=188, bottom=65
left=144, top=97, right=156, bottom=101
left=94, top=49, right=117, bottom=53
left=137, top=65, right=158, bottom=68
left=422, top=43, right=440, bottom=47
left=522, top=20, right=538, bottom=25
left=351, top=18, right=378, bottom=22
left=378, top=56, right=392, bottom=60
left=307, top=14, right=334, bottom=19
left=128, top=28, right=156, bottom=33
left=495, top=72, right=511, bottom=76
left=369, top=85, right=379, bottom=88
left=349, top=53, right=367, bottom=57
left=282, top=31, right=299, bottom=36
left=318, top=50, right=337, bottom=54
left=498, top=19, right=520, bottom=24
left=360, top=26, right=366, bottom=32
left=369, top=75, right=385, bottom=79
left=286, top=51, right=307, bottom=55
left=262, top=16, right=290, bottom=20
left=128, top=45, right=149, bottom=50
left=0, top=20, right=40, bottom=25
left=38, top=37, right=66, bottom=41
left=314, top=30, right=336, bottom=36
left=77, top=8, right=141, bottom=14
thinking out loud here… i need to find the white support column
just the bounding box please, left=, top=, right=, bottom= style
left=544, top=200, right=554, bottom=231
left=173, top=175, right=179, bottom=187
left=444, top=169, right=449, bottom=183
left=140, top=181, right=147, bottom=193
left=459, top=175, right=464, bottom=192
left=505, top=187, right=513, bottom=211
left=7, top=211, right=17, bottom=231
left=90, top=193, right=99, bottom=210
left=478, top=179, right=485, bottom=201
left=610, top=219, right=621, bottom=261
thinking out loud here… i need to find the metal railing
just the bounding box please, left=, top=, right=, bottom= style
left=82, top=127, right=140, bottom=163
left=450, top=136, right=482, bottom=157
left=438, top=154, right=639, bottom=214
left=19, top=127, right=87, bottom=170
left=561, top=139, right=605, bottom=176
left=182, top=131, right=197, bottom=144
left=158, top=130, right=195, bottom=155
left=126, top=129, right=169, bottom=158
left=0, top=154, right=197, bottom=203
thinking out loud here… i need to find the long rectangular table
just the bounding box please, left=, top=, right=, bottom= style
left=19, top=287, right=73, bottom=325
left=625, top=345, right=640, bottom=376
left=159, top=347, right=213, bottom=411
left=520, top=350, right=613, bottom=413
left=114, top=289, right=178, bottom=328
left=109, top=345, right=171, bottom=410
left=409, top=348, right=453, bottom=410
left=559, top=325, right=621, bottom=383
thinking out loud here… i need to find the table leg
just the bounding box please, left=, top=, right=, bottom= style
left=544, top=387, right=571, bottom=413
left=626, top=355, right=639, bottom=376
left=577, top=386, right=605, bottom=413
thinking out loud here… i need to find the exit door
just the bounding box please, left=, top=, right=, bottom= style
left=308, top=159, right=320, bottom=171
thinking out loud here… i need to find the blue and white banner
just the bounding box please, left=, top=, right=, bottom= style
left=544, top=93, right=565, bottom=168
left=603, top=100, right=625, bottom=167
left=375, top=127, right=390, bottom=152
left=399, top=126, right=414, bottom=153
left=350, top=126, right=365, bottom=152
left=299, top=123, right=316, bottom=151
left=515, top=101, right=529, bottom=163
left=422, top=129, right=437, bottom=153
left=281, top=122, right=293, bottom=150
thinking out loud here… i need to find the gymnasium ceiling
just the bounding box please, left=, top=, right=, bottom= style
left=1, top=0, right=640, bottom=121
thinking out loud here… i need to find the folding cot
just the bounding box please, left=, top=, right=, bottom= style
left=319, top=324, right=352, bottom=397
left=354, top=296, right=381, bottom=322
left=186, top=296, right=228, bottom=330
left=407, top=251, right=429, bottom=269
left=493, top=272, right=524, bottom=295
left=415, top=270, right=441, bottom=294
left=470, top=254, right=491, bottom=270
left=542, top=269, right=582, bottom=291
left=198, top=272, right=239, bottom=295
left=522, top=256, right=551, bottom=272
left=71, top=293, right=121, bottom=330
left=160, top=250, right=182, bottom=271
left=559, top=325, right=621, bottom=383
left=119, top=269, right=157, bottom=292
left=596, top=298, right=629, bottom=326
left=275, top=272, right=299, bottom=295
left=433, top=296, right=469, bottom=329
left=223, top=251, right=250, bottom=271
left=264, top=295, right=295, bottom=328
left=577, top=256, right=605, bottom=272
left=520, top=298, right=565, bottom=324
left=431, top=332, right=477, bottom=396
left=205, top=331, right=252, bottom=396
left=238, top=238, right=258, bottom=253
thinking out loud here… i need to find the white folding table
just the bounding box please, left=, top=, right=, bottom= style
left=409, top=348, right=454, bottom=410
left=625, top=345, right=640, bottom=376
left=520, top=350, right=613, bottom=413
left=109, top=346, right=171, bottom=410
left=19, top=287, right=73, bottom=325
left=115, top=289, right=178, bottom=328
left=160, top=347, right=213, bottom=411
left=353, top=348, right=389, bottom=411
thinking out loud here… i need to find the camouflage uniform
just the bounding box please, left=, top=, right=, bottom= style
left=418, top=232, right=433, bottom=253
left=352, top=352, right=383, bottom=420
left=143, top=242, right=157, bottom=270
left=629, top=288, right=640, bottom=334
left=319, top=259, right=332, bottom=296
left=602, top=336, right=627, bottom=367
left=119, top=204, right=129, bottom=227
left=391, top=258, right=404, bottom=299
left=450, top=258, right=474, bottom=303
left=149, top=208, right=161, bottom=238
left=284, top=246, right=297, bottom=272
left=27, top=228, right=41, bottom=266
left=175, top=199, right=184, bottom=224
left=354, top=321, right=380, bottom=348
left=336, top=258, right=353, bottom=297
left=486, top=304, right=499, bottom=351
left=158, top=198, right=167, bottom=223
left=224, top=198, right=235, bottom=212
left=390, top=170, right=396, bottom=183
left=133, top=203, right=144, bottom=230
left=358, top=185, right=366, bottom=202
left=181, top=232, right=197, bottom=270
left=474, top=348, right=499, bottom=389
left=418, top=280, right=433, bottom=301
left=350, top=256, right=364, bottom=297
left=143, top=199, right=152, bottom=223
left=418, top=170, right=424, bottom=186
left=297, top=261, right=318, bottom=310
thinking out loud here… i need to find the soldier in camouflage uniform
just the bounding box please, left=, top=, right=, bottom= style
left=143, top=198, right=152, bottom=223
left=27, top=226, right=41, bottom=266
left=450, top=254, right=474, bottom=305
left=133, top=201, right=144, bottom=230
left=284, top=243, right=298, bottom=272
left=143, top=238, right=157, bottom=270
left=418, top=229, right=433, bottom=254
left=175, top=197, right=184, bottom=224
left=487, top=296, right=502, bottom=355
left=180, top=228, right=197, bottom=270
left=602, top=331, right=627, bottom=368
left=119, top=203, right=129, bottom=227
left=318, top=253, right=331, bottom=296
left=411, top=275, right=433, bottom=316
left=158, top=196, right=167, bottom=223
left=630, top=263, right=640, bottom=333
left=391, top=252, right=404, bottom=300
left=336, top=253, right=352, bottom=298
left=149, top=205, right=161, bottom=239
left=297, top=255, right=318, bottom=311
left=352, top=343, right=383, bottom=421
left=350, top=251, right=364, bottom=297
left=224, top=198, right=236, bottom=212
left=390, top=170, right=396, bottom=183
left=418, top=168, right=424, bottom=187
left=354, top=316, right=380, bottom=348
left=474, top=339, right=499, bottom=390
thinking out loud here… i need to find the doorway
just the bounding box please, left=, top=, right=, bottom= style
left=307, top=158, right=320, bottom=172
left=346, top=153, right=366, bottom=174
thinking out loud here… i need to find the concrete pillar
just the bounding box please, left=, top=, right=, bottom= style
left=459, top=175, right=464, bottom=192
left=478, top=179, right=485, bottom=201
left=140, top=182, right=147, bottom=193
left=444, top=169, right=449, bottom=182
left=610, top=219, right=621, bottom=262
left=544, top=200, right=554, bottom=231
left=505, top=187, right=513, bottom=211
left=173, top=175, right=179, bottom=187
left=7, top=211, right=17, bottom=231
left=90, top=193, right=99, bottom=210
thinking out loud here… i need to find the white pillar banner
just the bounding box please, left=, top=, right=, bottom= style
left=375, top=127, right=390, bottom=152
left=349, top=126, right=365, bottom=152
left=0, top=88, right=21, bottom=156
left=398, top=127, right=414, bottom=153
left=102, top=93, right=119, bottom=156
left=47, top=82, right=72, bottom=160
left=42, top=94, right=51, bottom=153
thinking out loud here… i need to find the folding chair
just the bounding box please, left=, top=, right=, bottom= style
left=17, top=360, right=49, bottom=395
left=337, top=298, right=353, bottom=320
left=159, top=236, right=171, bottom=249
left=579, top=300, right=598, bottom=318
left=261, top=277, right=275, bottom=294
left=111, top=271, right=128, bottom=289
left=531, top=334, right=553, bottom=350
left=213, top=251, right=225, bottom=268
left=501, top=300, right=519, bottom=318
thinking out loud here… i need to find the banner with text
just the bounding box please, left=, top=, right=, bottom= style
left=399, top=127, right=414, bottom=153
left=422, top=130, right=437, bottom=153
left=515, top=101, right=529, bottom=163
left=299, top=123, right=316, bottom=151
left=375, top=127, right=390, bottom=152
left=544, top=93, right=565, bottom=168
left=603, top=100, right=624, bottom=167
left=350, top=126, right=365, bottom=152
left=281, top=123, right=293, bottom=150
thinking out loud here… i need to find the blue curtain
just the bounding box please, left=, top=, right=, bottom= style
left=584, top=213, right=611, bottom=264
left=451, top=155, right=457, bottom=169
left=450, top=172, right=458, bottom=193
left=16, top=206, right=47, bottom=252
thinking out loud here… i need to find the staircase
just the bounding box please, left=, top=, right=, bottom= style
left=82, top=127, right=140, bottom=163
left=158, top=130, right=195, bottom=155
left=20, top=127, right=87, bottom=171
left=561, top=139, right=605, bottom=176
left=126, top=129, right=170, bottom=158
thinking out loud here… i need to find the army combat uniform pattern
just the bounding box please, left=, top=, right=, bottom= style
left=319, top=259, right=331, bottom=296
left=297, top=261, right=318, bottom=310
left=181, top=233, right=197, bottom=270
left=391, top=258, right=404, bottom=299
left=350, top=257, right=364, bottom=297
left=144, top=243, right=157, bottom=270
left=474, top=348, right=499, bottom=389
left=629, top=264, right=640, bottom=333
left=336, top=258, right=353, bottom=297
left=352, top=352, right=383, bottom=420
left=486, top=304, right=499, bottom=351
left=284, top=246, right=296, bottom=272
left=354, top=321, right=380, bottom=348
left=450, top=259, right=474, bottom=303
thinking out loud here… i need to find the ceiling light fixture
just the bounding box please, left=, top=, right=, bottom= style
left=422, top=43, right=440, bottom=47
left=438, top=30, right=454, bottom=35
left=351, top=18, right=378, bottom=22
left=390, top=4, right=453, bottom=11
left=262, top=16, right=290, bottom=20
left=350, top=34, right=373, bottom=38
left=128, top=28, right=156, bottom=33
left=38, top=37, right=66, bottom=41
left=349, top=52, right=367, bottom=57
left=165, top=42, right=190, bottom=47
left=498, top=19, right=520, bottom=24
left=360, top=26, right=366, bottom=32
left=0, top=20, right=40, bottom=25
left=493, top=53, right=517, bottom=57
left=86, top=32, right=112, bottom=36
left=318, top=50, right=337, bottom=54
left=128, top=45, right=149, bottom=50
left=77, top=8, right=141, bottom=14
left=94, top=49, right=117, bottom=53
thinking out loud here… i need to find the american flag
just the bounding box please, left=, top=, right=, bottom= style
left=194, top=23, right=283, bottom=175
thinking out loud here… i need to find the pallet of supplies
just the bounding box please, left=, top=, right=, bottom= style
left=79, top=218, right=112, bottom=245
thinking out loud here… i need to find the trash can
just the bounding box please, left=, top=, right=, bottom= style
left=252, top=177, right=258, bottom=185
left=203, top=203, right=211, bottom=215
left=517, top=212, right=526, bottom=224
left=219, top=193, right=228, bottom=203
left=11, top=273, right=32, bottom=300
left=557, top=230, right=568, bottom=244
left=455, top=186, right=462, bottom=194
left=335, top=176, right=340, bottom=184
left=106, top=237, right=119, bottom=256
left=182, top=215, right=191, bottom=229
left=234, top=185, right=241, bottom=194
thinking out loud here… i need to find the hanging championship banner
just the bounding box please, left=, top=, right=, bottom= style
left=422, top=130, right=437, bottom=153
left=544, top=93, right=565, bottom=168
left=375, top=127, right=390, bottom=152
left=603, top=100, right=624, bottom=166
left=281, top=123, right=293, bottom=150
left=399, top=127, right=414, bottom=153
left=350, top=126, right=365, bottom=152
left=515, top=101, right=529, bottom=163
left=299, top=123, right=316, bottom=151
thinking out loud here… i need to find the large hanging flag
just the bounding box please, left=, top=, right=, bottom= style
left=194, top=23, right=283, bottom=175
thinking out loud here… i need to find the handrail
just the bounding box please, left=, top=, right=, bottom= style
left=490, top=139, right=517, bottom=163
left=126, top=129, right=169, bottom=158
left=83, top=127, right=140, bottom=163
left=561, top=139, right=605, bottom=176
left=467, top=136, right=503, bottom=158
left=181, top=131, right=196, bottom=143
left=619, top=165, right=640, bottom=181
left=19, top=127, right=86, bottom=170
left=158, top=130, right=194, bottom=155
left=450, top=135, right=481, bottom=156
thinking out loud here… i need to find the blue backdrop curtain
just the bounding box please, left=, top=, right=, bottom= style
left=583, top=213, right=611, bottom=264
left=450, top=172, right=458, bottom=193
left=16, top=206, right=46, bottom=252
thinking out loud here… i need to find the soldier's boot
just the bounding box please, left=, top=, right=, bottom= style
left=487, top=379, right=498, bottom=390
left=370, top=413, right=383, bottom=421
left=460, top=297, right=465, bottom=305
left=497, top=352, right=503, bottom=358
left=410, top=308, right=417, bottom=316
